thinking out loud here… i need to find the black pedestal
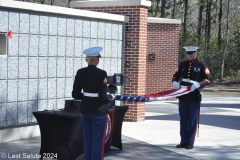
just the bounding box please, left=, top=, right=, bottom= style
left=33, top=106, right=128, bottom=160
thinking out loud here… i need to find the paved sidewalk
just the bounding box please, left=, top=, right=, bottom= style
left=0, top=136, right=193, bottom=160
left=122, top=94, right=240, bottom=160
left=0, top=94, right=239, bottom=160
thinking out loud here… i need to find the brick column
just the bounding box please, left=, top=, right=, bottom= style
left=71, top=1, right=150, bottom=121
left=123, top=7, right=148, bottom=122
left=146, top=21, right=181, bottom=94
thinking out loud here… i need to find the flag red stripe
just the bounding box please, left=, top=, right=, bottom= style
left=144, top=86, right=191, bottom=98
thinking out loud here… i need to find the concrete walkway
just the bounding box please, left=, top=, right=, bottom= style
left=122, top=94, right=240, bottom=160
left=0, top=94, right=239, bottom=160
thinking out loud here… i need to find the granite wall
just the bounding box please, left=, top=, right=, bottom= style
left=0, top=8, right=124, bottom=127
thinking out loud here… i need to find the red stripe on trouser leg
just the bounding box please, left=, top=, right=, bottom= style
left=101, top=115, right=107, bottom=160
left=192, top=110, right=199, bottom=146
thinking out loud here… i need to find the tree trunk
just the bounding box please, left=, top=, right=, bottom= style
left=220, top=0, right=230, bottom=81
left=171, top=0, right=176, bottom=19
left=218, top=0, right=223, bottom=48
left=50, top=0, right=55, bottom=5
left=183, top=0, right=188, bottom=43
left=40, top=0, right=45, bottom=4
left=161, top=0, right=166, bottom=18
left=197, top=0, right=204, bottom=46
left=206, top=0, right=212, bottom=53
left=67, top=0, right=72, bottom=7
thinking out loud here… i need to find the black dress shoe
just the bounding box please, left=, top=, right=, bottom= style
left=176, top=144, right=187, bottom=148
left=185, top=145, right=193, bottom=149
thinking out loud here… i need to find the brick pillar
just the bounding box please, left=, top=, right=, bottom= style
left=123, top=7, right=148, bottom=121
left=146, top=21, right=181, bottom=94
left=71, top=1, right=150, bottom=121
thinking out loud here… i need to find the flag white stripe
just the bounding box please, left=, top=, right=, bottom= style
left=148, top=86, right=191, bottom=101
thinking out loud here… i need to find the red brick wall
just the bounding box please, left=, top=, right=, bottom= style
left=146, top=23, right=180, bottom=94
left=78, top=6, right=148, bottom=122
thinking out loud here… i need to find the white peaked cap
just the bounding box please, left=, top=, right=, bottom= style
left=183, top=46, right=199, bottom=53
left=82, top=46, right=103, bottom=57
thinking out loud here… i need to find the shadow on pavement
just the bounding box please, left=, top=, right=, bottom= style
left=104, top=136, right=193, bottom=160
left=145, top=114, right=240, bottom=130
left=146, top=102, right=240, bottom=130
left=0, top=136, right=194, bottom=160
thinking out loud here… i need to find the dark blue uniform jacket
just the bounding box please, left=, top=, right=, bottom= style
left=172, top=58, right=212, bottom=102
left=72, top=65, right=110, bottom=114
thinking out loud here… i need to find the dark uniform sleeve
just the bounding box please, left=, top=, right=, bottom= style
left=72, top=70, right=83, bottom=99
left=172, top=63, right=182, bottom=82
left=97, top=70, right=111, bottom=102
left=199, top=64, right=212, bottom=88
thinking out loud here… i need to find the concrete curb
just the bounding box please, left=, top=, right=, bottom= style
left=204, top=89, right=240, bottom=92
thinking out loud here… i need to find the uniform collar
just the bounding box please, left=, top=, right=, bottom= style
left=87, top=65, right=97, bottom=68
left=188, top=58, right=198, bottom=63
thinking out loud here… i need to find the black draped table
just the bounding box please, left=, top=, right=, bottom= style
left=33, top=106, right=128, bottom=160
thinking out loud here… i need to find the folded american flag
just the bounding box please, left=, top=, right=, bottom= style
left=113, top=86, right=191, bottom=102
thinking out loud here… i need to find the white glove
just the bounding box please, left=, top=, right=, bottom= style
left=172, top=81, right=180, bottom=89
left=190, top=82, right=200, bottom=91
left=110, top=94, right=115, bottom=100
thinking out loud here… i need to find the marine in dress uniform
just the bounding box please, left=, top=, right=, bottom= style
left=172, top=46, right=212, bottom=149
left=72, top=47, right=114, bottom=160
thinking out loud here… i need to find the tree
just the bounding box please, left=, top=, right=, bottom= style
left=220, top=0, right=231, bottom=81
left=182, top=0, right=188, bottom=44
left=161, top=0, right=166, bottom=18
left=148, top=0, right=161, bottom=17
left=197, top=0, right=205, bottom=46
left=204, top=0, right=212, bottom=55
left=50, top=0, right=55, bottom=5
left=171, top=0, right=176, bottom=18
left=218, top=0, right=223, bottom=48
left=15, top=0, right=240, bottom=81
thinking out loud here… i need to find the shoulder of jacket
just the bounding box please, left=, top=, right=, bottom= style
left=96, top=68, right=107, bottom=74
left=96, top=67, right=103, bottom=71
left=79, top=67, right=88, bottom=71
left=77, top=68, right=84, bottom=73
left=196, top=59, right=207, bottom=66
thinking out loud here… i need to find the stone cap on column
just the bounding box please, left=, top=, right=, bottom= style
left=70, top=0, right=151, bottom=8
left=0, top=0, right=128, bottom=22
left=148, top=17, right=181, bottom=24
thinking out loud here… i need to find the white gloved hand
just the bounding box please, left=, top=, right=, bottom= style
left=190, top=82, right=200, bottom=91
left=110, top=94, right=115, bottom=100
left=172, top=81, right=180, bottom=89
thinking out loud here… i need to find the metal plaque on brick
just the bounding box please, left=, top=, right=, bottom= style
left=148, top=54, right=155, bottom=60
